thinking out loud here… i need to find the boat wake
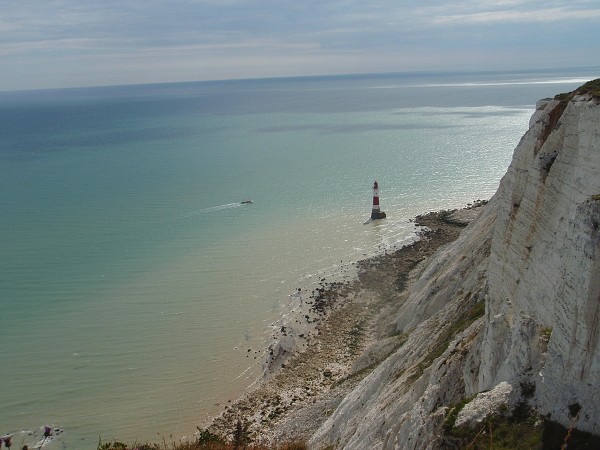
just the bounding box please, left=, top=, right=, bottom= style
left=198, top=203, right=242, bottom=213
left=176, top=203, right=242, bottom=221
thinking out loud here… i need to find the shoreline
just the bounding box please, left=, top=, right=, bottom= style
left=204, top=201, right=486, bottom=445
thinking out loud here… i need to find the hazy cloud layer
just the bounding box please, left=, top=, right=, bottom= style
left=1, top=0, right=598, bottom=90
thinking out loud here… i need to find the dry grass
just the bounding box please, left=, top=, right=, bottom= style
left=97, top=440, right=307, bottom=450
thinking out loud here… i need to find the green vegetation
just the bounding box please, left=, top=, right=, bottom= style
left=443, top=401, right=542, bottom=449
left=332, top=361, right=380, bottom=388
left=540, top=327, right=553, bottom=344
left=442, top=399, right=600, bottom=450
left=520, top=381, right=536, bottom=399
left=443, top=396, right=476, bottom=433
left=555, top=78, right=600, bottom=103
left=539, top=327, right=553, bottom=352
left=197, top=428, right=224, bottom=446
left=578, top=78, right=600, bottom=98
left=554, top=92, right=572, bottom=102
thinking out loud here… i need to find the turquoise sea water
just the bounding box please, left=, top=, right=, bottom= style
left=1, top=67, right=598, bottom=448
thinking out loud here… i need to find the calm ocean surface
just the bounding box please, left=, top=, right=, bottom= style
left=1, top=67, right=598, bottom=448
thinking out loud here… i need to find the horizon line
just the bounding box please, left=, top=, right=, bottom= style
left=2, top=64, right=599, bottom=95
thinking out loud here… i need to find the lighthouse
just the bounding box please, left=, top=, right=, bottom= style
left=370, top=181, right=386, bottom=220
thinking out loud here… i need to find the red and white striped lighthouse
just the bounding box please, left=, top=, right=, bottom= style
left=371, top=180, right=386, bottom=220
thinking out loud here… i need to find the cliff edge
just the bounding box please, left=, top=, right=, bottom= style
left=309, top=81, right=600, bottom=449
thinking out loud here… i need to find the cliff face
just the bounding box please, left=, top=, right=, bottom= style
left=309, top=86, right=600, bottom=449
left=482, top=92, right=600, bottom=430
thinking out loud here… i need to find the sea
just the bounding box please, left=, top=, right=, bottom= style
left=1, top=66, right=598, bottom=448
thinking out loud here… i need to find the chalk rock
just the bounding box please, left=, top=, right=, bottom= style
left=454, top=381, right=514, bottom=428
left=480, top=92, right=600, bottom=433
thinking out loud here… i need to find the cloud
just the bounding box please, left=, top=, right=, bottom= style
left=432, top=7, right=600, bottom=25
left=1, top=0, right=599, bottom=90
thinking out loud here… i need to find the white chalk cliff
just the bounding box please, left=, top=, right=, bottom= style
left=309, top=83, right=600, bottom=449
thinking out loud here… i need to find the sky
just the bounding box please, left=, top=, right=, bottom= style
left=2, top=0, right=600, bottom=91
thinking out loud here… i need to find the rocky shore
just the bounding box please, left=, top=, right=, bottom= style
left=205, top=202, right=486, bottom=446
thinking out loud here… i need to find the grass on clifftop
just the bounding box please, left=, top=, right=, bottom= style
left=578, top=78, right=600, bottom=98
left=98, top=424, right=306, bottom=450
left=97, top=441, right=306, bottom=450
left=555, top=78, right=600, bottom=101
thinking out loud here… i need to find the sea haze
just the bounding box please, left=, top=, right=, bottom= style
left=0, top=66, right=597, bottom=447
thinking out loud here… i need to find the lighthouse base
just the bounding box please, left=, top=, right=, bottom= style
left=371, top=211, right=386, bottom=220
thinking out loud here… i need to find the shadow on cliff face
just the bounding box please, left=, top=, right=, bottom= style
left=542, top=419, right=600, bottom=450
left=442, top=401, right=600, bottom=450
